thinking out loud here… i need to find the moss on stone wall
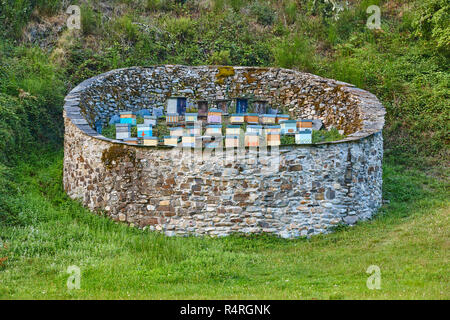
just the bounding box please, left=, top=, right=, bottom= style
left=101, top=145, right=136, bottom=169
left=215, top=66, right=235, bottom=85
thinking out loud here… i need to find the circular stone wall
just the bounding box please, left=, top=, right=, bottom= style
left=63, top=65, right=385, bottom=238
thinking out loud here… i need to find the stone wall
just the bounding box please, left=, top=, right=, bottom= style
left=63, top=65, right=385, bottom=238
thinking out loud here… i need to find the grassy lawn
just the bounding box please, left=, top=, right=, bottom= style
left=0, top=150, right=448, bottom=299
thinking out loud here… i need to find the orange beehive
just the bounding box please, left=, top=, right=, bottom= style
left=245, top=132, right=260, bottom=147
left=297, top=119, right=313, bottom=130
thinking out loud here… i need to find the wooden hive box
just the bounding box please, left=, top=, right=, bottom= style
left=226, top=125, right=241, bottom=135
left=225, top=135, right=240, bottom=148
left=230, top=114, right=245, bottom=124
left=245, top=113, right=259, bottom=124
left=123, top=137, right=139, bottom=145
left=295, top=129, right=312, bottom=144
left=182, top=134, right=196, bottom=148
left=185, top=125, right=201, bottom=136
left=214, top=99, right=231, bottom=114
left=164, top=136, right=180, bottom=147
left=120, top=111, right=136, bottom=125
left=264, top=125, right=281, bottom=135
left=142, top=137, right=158, bottom=146
left=143, top=115, right=157, bottom=126
left=169, top=127, right=184, bottom=137
left=197, top=100, right=208, bottom=117
left=247, top=125, right=263, bottom=135
left=205, top=124, right=222, bottom=136
left=205, top=136, right=223, bottom=149
left=137, top=124, right=152, bottom=138
left=166, top=113, right=179, bottom=125
left=280, top=120, right=297, bottom=135
left=276, top=114, right=289, bottom=124
left=261, top=114, right=277, bottom=125
left=266, top=132, right=280, bottom=146
left=207, top=108, right=223, bottom=124
left=115, top=123, right=131, bottom=140
left=235, top=98, right=248, bottom=114
left=253, top=100, right=268, bottom=114
left=185, top=113, right=198, bottom=123
left=297, top=119, right=313, bottom=130
left=245, top=132, right=260, bottom=147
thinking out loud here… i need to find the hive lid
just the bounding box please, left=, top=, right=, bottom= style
left=208, top=108, right=223, bottom=113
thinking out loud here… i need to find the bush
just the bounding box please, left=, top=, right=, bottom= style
left=251, top=2, right=276, bottom=26
left=273, top=35, right=316, bottom=72
left=412, top=0, right=450, bottom=56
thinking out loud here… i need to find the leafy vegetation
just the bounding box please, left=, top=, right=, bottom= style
left=0, top=151, right=448, bottom=299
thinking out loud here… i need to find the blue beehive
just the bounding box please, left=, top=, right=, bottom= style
left=109, top=114, right=121, bottom=125
left=205, top=124, right=222, bottom=136
left=137, top=124, right=152, bottom=138
left=185, top=113, right=198, bottom=123
left=153, top=107, right=164, bottom=118
left=295, top=129, right=312, bottom=144
left=280, top=120, right=297, bottom=135
left=120, top=111, right=136, bottom=125
left=144, top=115, right=157, bottom=126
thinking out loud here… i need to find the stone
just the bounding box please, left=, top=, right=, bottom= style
left=63, top=65, right=385, bottom=239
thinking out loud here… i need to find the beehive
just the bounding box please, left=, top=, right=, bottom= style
left=280, top=120, right=297, bottom=135
left=264, top=125, right=281, bottom=135
left=230, top=114, right=245, bottom=124
left=182, top=134, right=196, bottom=148
left=197, top=100, right=208, bottom=117
left=207, top=108, right=222, bottom=124
left=225, top=135, right=240, bottom=148
left=235, top=98, right=248, bottom=114
left=260, top=114, right=277, bottom=125
left=205, top=137, right=222, bottom=149
left=185, top=113, right=198, bottom=123
left=247, top=125, right=263, bottom=135
left=164, top=136, right=180, bottom=147
left=253, top=100, right=268, bottom=114
left=226, top=125, right=241, bottom=135
left=169, top=127, right=184, bottom=137
left=143, top=115, right=157, bottom=126
left=245, top=132, right=260, bottom=147
left=120, top=111, right=136, bottom=125
left=205, top=124, right=222, bottom=136
left=214, top=99, right=231, bottom=114
left=245, top=113, right=259, bottom=124
left=115, top=123, right=131, bottom=140
left=166, top=113, right=179, bottom=125
left=142, top=137, right=158, bottom=146
left=166, top=97, right=178, bottom=114
left=123, top=137, right=139, bottom=145
left=266, top=132, right=280, bottom=146
left=185, top=125, right=201, bottom=136
left=295, top=129, right=312, bottom=144
left=276, top=114, right=289, bottom=124
left=297, top=119, right=313, bottom=130
left=137, top=124, right=152, bottom=138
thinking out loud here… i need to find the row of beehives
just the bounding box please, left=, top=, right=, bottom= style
left=115, top=111, right=313, bottom=146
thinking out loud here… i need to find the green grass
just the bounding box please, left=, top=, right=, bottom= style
left=0, top=150, right=448, bottom=299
